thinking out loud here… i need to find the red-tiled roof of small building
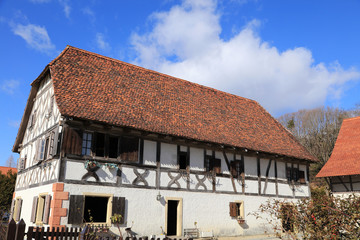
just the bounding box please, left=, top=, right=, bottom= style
left=317, top=116, right=360, bottom=177
left=14, top=46, right=316, bottom=162
left=0, top=166, right=17, bottom=175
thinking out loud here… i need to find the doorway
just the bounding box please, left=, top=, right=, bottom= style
left=165, top=198, right=183, bottom=236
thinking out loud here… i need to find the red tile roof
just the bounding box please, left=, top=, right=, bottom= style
left=317, top=116, right=360, bottom=177
left=15, top=46, right=316, bottom=162
left=0, top=166, right=17, bottom=175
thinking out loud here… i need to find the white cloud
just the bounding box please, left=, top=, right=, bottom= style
left=131, top=0, right=360, bottom=114
left=11, top=23, right=56, bottom=54
left=1, top=80, right=20, bottom=95
left=96, top=33, right=110, bottom=51
left=59, top=0, right=71, bottom=19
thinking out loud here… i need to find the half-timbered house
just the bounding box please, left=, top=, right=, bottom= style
left=316, top=116, right=360, bottom=196
left=12, top=46, right=316, bottom=237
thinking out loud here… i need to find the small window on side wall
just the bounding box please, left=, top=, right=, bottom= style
left=229, top=201, right=244, bottom=219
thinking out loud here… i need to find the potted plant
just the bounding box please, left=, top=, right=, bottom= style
left=111, top=213, right=124, bottom=240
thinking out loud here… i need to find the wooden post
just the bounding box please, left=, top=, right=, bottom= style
left=14, top=219, right=26, bottom=240
left=5, top=219, right=16, bottom=240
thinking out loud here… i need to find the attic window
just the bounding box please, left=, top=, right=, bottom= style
left=204, top=154, right=221, bottom=174
left=82, top=132, right=92, bottom=156
left=95, top=133, right=105, bottom=157
left=286, top=165, right=305, bottom=183
left=109, top=136, right=119, bottom=159
left=29, top=110, right=37, bottom=129
left=230, top=160, right=243, bottom=178
left=119, top=137, right=139, bottom=162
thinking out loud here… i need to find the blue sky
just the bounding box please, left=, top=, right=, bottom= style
left=1, top=0, right=360, bottom=166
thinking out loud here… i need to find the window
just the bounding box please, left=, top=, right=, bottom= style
left=230, top=160, right=243, bottom=178
left=204, top=154, right=221, bottom=174
left=178, top=146, right=189, bottom=170
left=119, top=136, right=139, bottom=162
left=84, top=196, right=110, bottom=223
left=31, top=194, right=51, bottom=225
left=286, top=165, right=305, bottom=183
left=29, top=110, right=37, bottom=129
left=11, top=198, right=23, bottom=222
left=95, top=133, right=105, bottom=157
left=109, top=136, right=119, bottom=158
left=68, top=195, right=125, bottom=225
left=229, top=201, right=244, bottom=219
left=82, top=132, right=92, bottom=155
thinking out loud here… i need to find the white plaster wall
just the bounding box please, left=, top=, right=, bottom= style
left=63, top=183, right=291, bottom=237
left=261, top=182, right=276, bottom=195
left=245, top=180, right=258, bottom=194
left=244, top=156, right=257, bottom=176
left=64, top=161, right=117, bottom=183
left=277, top=183, right=293, bottom=196
left=21, top=76, right=61, bottom=168
left=216, top=177, right=234, bottom=192
left=14, top=184, right=54, bottom=227
left=144, top=140, right=157, bottom=166
left=189, top=147, right=204, bottom=171
left=294, top=185, right=309, bottom=197
left=160, top=143, right=177, bottom=168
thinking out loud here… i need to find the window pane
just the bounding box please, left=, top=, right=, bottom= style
left=120, top=137, right=139, bottom=162
left=84, top=196, right=108, bottom=223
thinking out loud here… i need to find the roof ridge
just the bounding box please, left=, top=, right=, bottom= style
left=63, top=45, right=257, bottom=104
left=343, top=115, right=360, bottom=122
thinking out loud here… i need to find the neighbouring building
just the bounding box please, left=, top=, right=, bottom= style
left=12, top=46, right=316, bottom=237
left=316, top=116, right=360, bottom=196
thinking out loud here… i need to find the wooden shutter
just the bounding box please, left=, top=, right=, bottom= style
left=62, top=127, right=82, bottom=155
left=52, top=126, right=60, bottom=156
left=43, top=195, right=51, bottom=224
left=14, top=199, right=23, bottom=221
left=68, top=195, right=84, bottom=225
left=112, top=197, right=125, bottom=224
left=30, top=196, right=38, bottom=223
left=229, top=202, right=237, bottom=217
left=9, top=199, right=15, bottom=220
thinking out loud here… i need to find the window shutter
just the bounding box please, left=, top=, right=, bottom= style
left=68, top=195, right=84, bottom=225
left=229, top=202, right=237, bottom=217
left=14, top=199, right=23, bottom=221
left=30, top=196, right=38, bottom=223
left=112, top=197, right=125, bottom=224
left=9, top=199, right=15, bottom=220
left=52, top=126, right=60, bottom=156
left=18, top=158, right=25, bottom=171
left=63, top=128, right=82, bottom=155
left=43, top=195, right=51, bottom=224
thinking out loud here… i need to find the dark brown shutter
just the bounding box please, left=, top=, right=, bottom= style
left=14, top=199, right=23, bottom=221
left=43, top=195, right=51, bottom=224
left=229, top=202, right=237, bottom=217
left=68, top=195, right=84, bottom=224
left=9, top=199, right=15, bottom=220
left=52, top=126, right=59, bottom=156
left=30, top=196, right=38, bottom=223
left=112, top=197, right=125, bottom=224
left=62, top=127, right=82, bottom=155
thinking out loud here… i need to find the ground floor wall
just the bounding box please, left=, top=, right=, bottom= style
left=13, top=182, right=300, bottom=237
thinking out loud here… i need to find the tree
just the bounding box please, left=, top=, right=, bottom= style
left=5, top=155, right=15, bottom=168
left=277, top=106, right=360, bottom=185
left=0, top=169, right=17, bottom=211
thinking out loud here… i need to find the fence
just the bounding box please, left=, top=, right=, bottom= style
left=5, top=219, right=194, bottom=240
